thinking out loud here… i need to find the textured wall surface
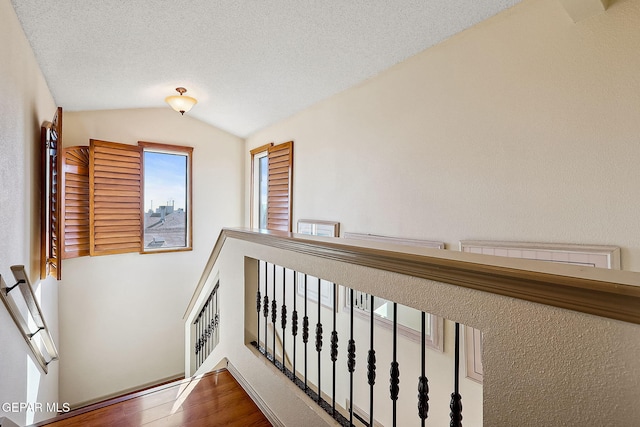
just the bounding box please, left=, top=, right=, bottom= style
left=245, top=0, right=640, bottom=271
left=58, top=109, right=244, bottom=406
left=0, top=0, right=59, bottom=424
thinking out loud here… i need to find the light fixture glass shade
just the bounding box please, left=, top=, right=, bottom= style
left=165, top=94, right=197, bottom=114
left=165, top=87, right=197, bottom=115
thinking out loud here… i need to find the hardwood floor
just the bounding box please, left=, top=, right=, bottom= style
left=37, top=369, right=272, bottom=427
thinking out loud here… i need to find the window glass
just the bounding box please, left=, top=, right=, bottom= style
left=143, top=150, right=189, bottom=250
left=258, top=155, right=268, bottom=229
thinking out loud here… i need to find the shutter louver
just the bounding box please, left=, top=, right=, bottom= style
left=61, top=146, right=90, bottom=259
left=89, top=140, right=142, bottom=256
left=40, top=107, right=62, bottom=280
left=267, top=141, right=293, bottom=232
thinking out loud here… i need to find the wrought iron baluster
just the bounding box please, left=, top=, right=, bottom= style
left=263, top=262, right=269, bottom=357
left=200, top=306, right=205, bottom=367
left=348, top=288, right=356, bottom=427
left=368, top=294, right=376, bottom=427
left=331, top=282, right=338, bottom=415
left=213, top=289, right=217, bottom=348
left=195, top=310, right=200, bottom=367
left=272, top=263, right=277, bottom=365
left=281, top=266, right=287, bottom=372
left=390, top=302, right=400, bottom=427
left=206, top=294, right=209, bottom=358
left=198, top=303, right=203, bottom=368
left=199, top=310, right=203, bottom=367
left=450, top=322, right=463, bottom=427
left=257, top=261, right=262, bottom=350
left=207, top=293, right=211, bottom=357
left=215, top=285, right=219, bottom=346
left=303, top=274, right=309, bottom=390
left=202, top=302, right=206, bottom=365
left=203, top=298, right=208, bottom=362
left=292, top=271, right=298, bottom=382
left=418, top=311, right=429, bottom=424
left=208, top=292, right=213, bottom=356
left=316, top=277, right=323, bottom=404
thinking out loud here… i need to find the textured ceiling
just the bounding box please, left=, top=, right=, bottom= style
left=11, top=0, right=522, bottom=137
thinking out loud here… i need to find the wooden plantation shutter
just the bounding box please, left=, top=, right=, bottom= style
left=89, top=140, right=142, bottom=256
left=40, top=107, right=62, bottom=279
left=61, top=146, right=90, bottom=259
left=267, top=141, right=294, bottom=231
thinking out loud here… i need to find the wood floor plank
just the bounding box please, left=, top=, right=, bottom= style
left=37, top=369, right=272, bottom=427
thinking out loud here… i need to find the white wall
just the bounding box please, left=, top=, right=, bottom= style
left=59, top=109, right=244, bottom=406
left=0, top=0, right=60, bottom=424
left=245, top=0, right=640, bottom=271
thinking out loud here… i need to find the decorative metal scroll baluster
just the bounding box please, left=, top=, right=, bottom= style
left=368, top=294, right=376, bottom=427
left=281, top=266, right=287, bottom=373
left=316, top=277, right=323, bottom=403
left=348, top=288, right=356, bottom=426
left=330, top=282, right=338, bottom=415
left=249, top=260, right=471, bottom=427
left=303, top=274, right=309, bottom=390
left=208, top=293, right=213, bottom=356
left=272, top=263, right=277, bottom=365
left=450, top=322, right=463, bottom=427
left=193, top=283, right=219, bottom=371
left=292, top=272, right=298, bottom=381
left=195, top=306, right=201, bottom=366
left=263, top=263, right=269, bottom=357
left=390, top=302, right=400, bottom=427
left=418, top=311, right=429, bottom=425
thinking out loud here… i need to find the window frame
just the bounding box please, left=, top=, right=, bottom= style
left=41, top=128, right=195, bottom=279
left=139, top=141, right=193, bottom=254
left=250, top=143, right=273, bottom=229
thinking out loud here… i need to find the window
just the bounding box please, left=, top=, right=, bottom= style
left=139, top=142, right=193, bottom=253
left=250, top=141, right=293, bottom=231
left=251, top=144, right=270, bottom=229
left=40, top=128, right=193, bottom=278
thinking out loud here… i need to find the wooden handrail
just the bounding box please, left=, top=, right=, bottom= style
left=0, top=266, right=59, bottom=373
left=185, top=228, right=640, bottom=325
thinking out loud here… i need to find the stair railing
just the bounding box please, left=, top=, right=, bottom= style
left=0, top=265, right=58, bottom=373
left=253, top=259, right=465, bottom=426
left=184, top=228, right=640, bottom=427
left=193, top=281, right=220, bottom=372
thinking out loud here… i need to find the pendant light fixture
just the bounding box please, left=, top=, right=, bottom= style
left=165, top=87, right=197, bottom=115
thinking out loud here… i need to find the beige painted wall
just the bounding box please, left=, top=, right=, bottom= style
left=245, top=0, right=640, bottom=271
left=59, top=109, right=244, bottom=406
left=0, top=0, right=60, bottom=424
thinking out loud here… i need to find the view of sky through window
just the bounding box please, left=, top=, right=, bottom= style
left=143, top=151, right=188, bottom=249
left=144, top=152, right=187, bottom=212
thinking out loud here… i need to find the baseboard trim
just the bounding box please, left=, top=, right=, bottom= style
left=28, top=373, right=186, bottom=426
left=70, top=372, right=185, bottom=410
left=226, top=361, right=284, bottom=427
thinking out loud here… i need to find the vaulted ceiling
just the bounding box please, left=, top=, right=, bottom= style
left=11, top=0, right=523, bottom=137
